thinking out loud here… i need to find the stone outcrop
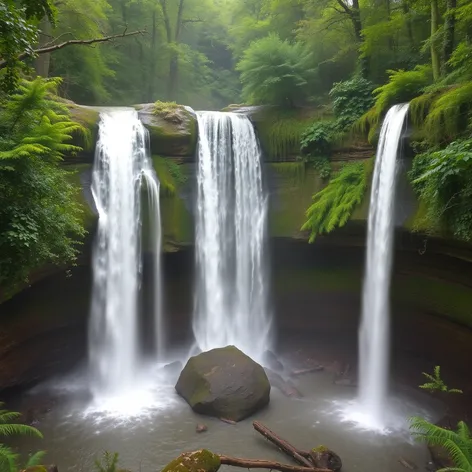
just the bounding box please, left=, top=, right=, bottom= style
left=175, top=345, right=270, bottom=421
left=161, top=450, right=220, bottom=472
left=136, top=102, right=197, bottom=158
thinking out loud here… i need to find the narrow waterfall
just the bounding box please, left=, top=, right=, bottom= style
left=358, top=103, right=409, bottom=428
left=193, top=111, right=270, bottom=360
left=89, top=109, right=162, bottom=396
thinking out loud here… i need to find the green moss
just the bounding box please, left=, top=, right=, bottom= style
left=312, top=446, right=329, bottom=453
left=153, top=156, right=178, bottom=197
left=67, top=104, right=99, bottom=151
left=393, top=274, right=472, bottom=328
left=161, top=450, right=220, bottom=472
left=153, top=100, right=180, bottom=117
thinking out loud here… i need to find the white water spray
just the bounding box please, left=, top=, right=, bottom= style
left=193, top=111, right=270, bottom=360
left=89, top=109, right=163, bottom=397
left=356, top=103, right=409, bottom=430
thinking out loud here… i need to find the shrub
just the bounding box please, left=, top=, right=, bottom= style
left=329, top=77, right=375, bottom=128
left=0, top=78, right=86, bottom=295
left=409, top=138, right=472, bottom=241
left=236, top=34, right=314, bottom=107
left=300, top=121, right=335, bottom=156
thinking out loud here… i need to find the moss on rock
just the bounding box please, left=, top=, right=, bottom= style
left=161, top=450, right=220, bottom=472
left=136, top=102, right=197, bottom=157
left=66, top=104, right=100, bottom=156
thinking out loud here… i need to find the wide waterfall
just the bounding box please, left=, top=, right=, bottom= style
left=193, top=111, right=270, bottom=360
left=357, top=103, right=409, bottom=429
left=89, top=109, right=162, bottom=397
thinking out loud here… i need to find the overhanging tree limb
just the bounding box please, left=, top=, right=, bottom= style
left=0, top=29, right=146, bottom=70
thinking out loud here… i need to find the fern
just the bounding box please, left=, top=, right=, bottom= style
left=419, top=366, right=463, bottom=394
left=355, top=66, right=431, bottom=142
left=301, top=160, right=371, bottom=242
left=94, top=451, right=119, bottom=472
left=410, top=417, right=472, bottom=472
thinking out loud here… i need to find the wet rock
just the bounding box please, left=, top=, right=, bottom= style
left=136, top=103, right=197, bottom=157
left=310, top=446, right=342, bottom=472
left=333, top=378, right=357, bottom=387
left=161, top=450, right=220, bottom=472
left=161, top=361, right=183, bottom=382
left=262, top=350, right=284, bottom=372
left=196, top=424, right=208, bottom=433
left=175, top=345, right=270, bottom=422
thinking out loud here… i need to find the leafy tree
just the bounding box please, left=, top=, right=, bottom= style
left=237, top=34, right=314, bottom=106
left=0, top=78, right=86, bottom=295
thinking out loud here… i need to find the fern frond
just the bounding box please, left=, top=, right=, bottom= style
left=0, top=424, right=43, bottom=438
left=0, top=444, right=19, bottom=472
left=25, top=450, right=47, bottom=468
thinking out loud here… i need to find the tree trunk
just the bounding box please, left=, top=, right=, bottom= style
left=252, top=422, right=313, bottom=468
left=350, top=0, right=368, bottom=77
left=34, top=17, right=52, bottom=77
left=430, top=0, right=441, bottom=81
left=402, top=0, right=415, bottom=53
left=219, top=456, right=331, bottom=472
left=147, top=9, right=158, bottom=101
left=442, top=0, right=456, bottom=75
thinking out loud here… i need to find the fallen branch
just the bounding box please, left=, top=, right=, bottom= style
left=219, top=455, right=331, bottom=472
left=253, top=421, right=313, bottom=468
left=0, top=30, right=145, bottom=70
left=290, top=366, right=324, bottom=376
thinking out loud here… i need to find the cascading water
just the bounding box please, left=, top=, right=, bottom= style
left=89, top=109, right=163, bottom=398
left=193, top=111, right=270, bottom=360
left=356, top=103, right=409, bottom=429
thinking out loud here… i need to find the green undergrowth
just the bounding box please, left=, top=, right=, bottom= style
left=301, top=159, right=373, bottom=242
left=255, top=107, right=322, bottom=160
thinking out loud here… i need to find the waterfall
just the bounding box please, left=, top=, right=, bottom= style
left=193, top=111, right=270, bottom=361
left=358, top=103, right=409, bottom=428
left=89, top=109, right=162, bottom=397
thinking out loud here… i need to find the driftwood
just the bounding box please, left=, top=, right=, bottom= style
left=290, top=366, right=324, bottom=376
left=219, top=417, right=237, bottom=425
left=219, top=455, right=331, bottom=472
left=253, top=421, right=313, bottom=468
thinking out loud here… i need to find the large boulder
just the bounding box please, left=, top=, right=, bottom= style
left=136, top=102, right=197, bottom=158
left=161, top=450, right=220, bottom=472
left=175, top=345, right=270, bottom=421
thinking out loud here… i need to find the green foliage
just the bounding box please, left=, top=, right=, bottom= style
left=94, top=451, right=119, bottom=472
left=0, top=78, right=86, bottom=294
left=300, top=121, right=335, bottom=156
left=312, top=157, right=332, bottom=180
left=301, top=160, right=371, bottom=242
left=256, top=109, right=311, bottom=160
left=0, top=403, right=44, bottom=472
left=236, top=34, right=314, bottom=106
left=0, top=0, right=56, bottom=93
left=410, top=417, right=472, bottom=472
left=409, top=138, right=472, bottom=241
left=357, top=66, right=432, bottom=142
left=419, top=366, right=463, bottom=394
left=329, top=77, right=375, bottom=129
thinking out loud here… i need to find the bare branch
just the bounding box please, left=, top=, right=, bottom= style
left=0, top=29, right=146, bottom=70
